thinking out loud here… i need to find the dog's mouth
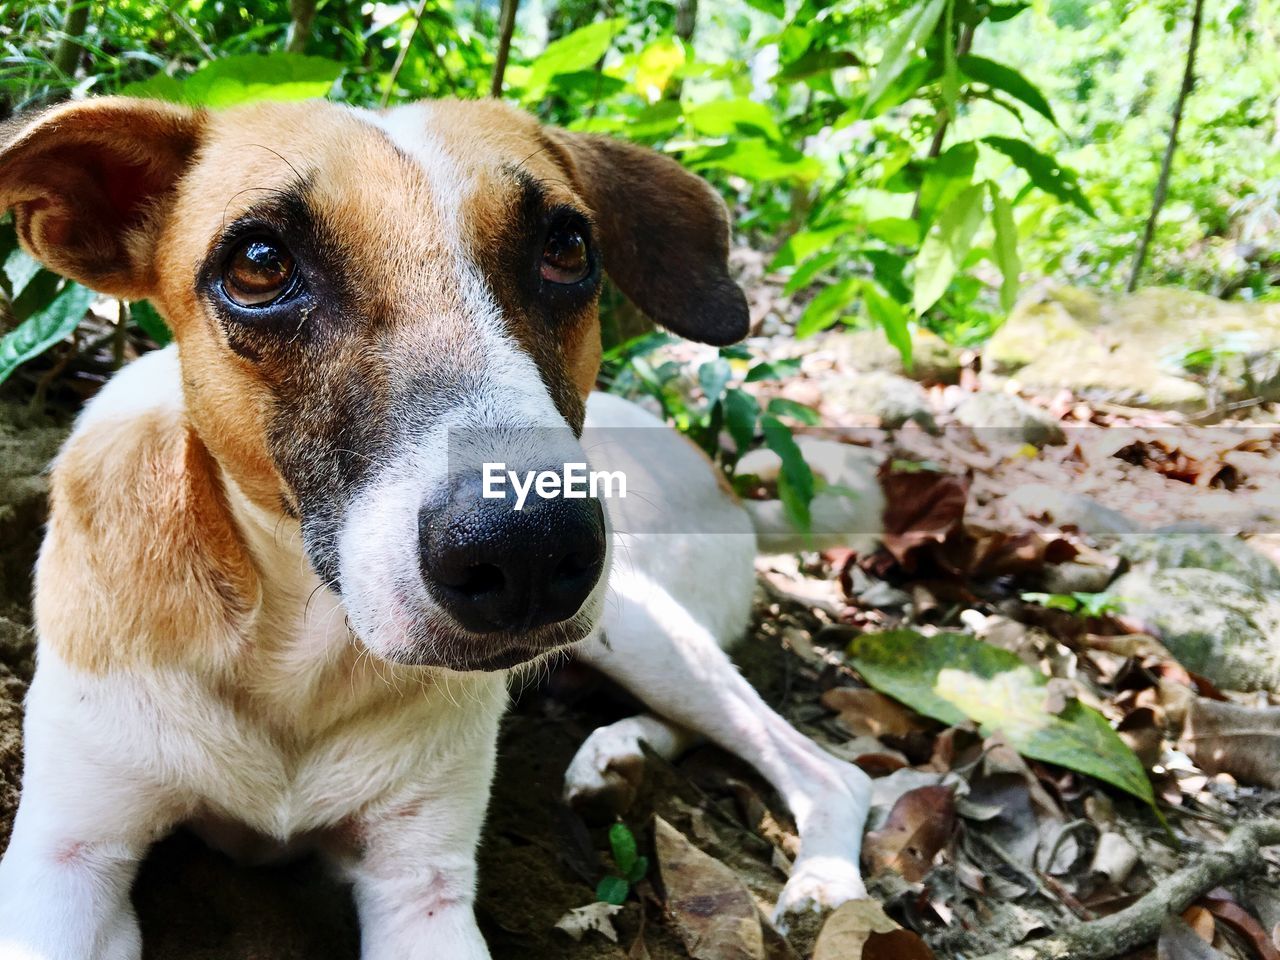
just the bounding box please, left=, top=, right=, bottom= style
left=367, top=614, right=596, bottom=673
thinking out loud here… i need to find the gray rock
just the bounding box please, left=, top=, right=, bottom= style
left=1040, top=561, right=1117, bottom=595
left=828, top=370, right=936, bottom=430
left=832, top=328, right=963, bottom=384
left=952, top=392, right=1065, bottom=446
left=1112, top=567, right=1280, bottom=691
left=1115, top=533, right=1280, bottom=592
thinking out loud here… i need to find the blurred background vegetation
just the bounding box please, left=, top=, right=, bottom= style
left=0, top=0, right=1277, bottom=518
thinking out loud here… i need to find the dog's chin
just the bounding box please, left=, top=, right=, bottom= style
left=358, top=617, right=595, bottom=673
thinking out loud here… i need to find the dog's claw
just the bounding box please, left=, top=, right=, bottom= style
left=771, top=857, right=868, bottom=935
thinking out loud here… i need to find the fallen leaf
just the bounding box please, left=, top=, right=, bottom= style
left=846, top=630, right=1155, bottom=806
left=876, top=465, right=970, bottom=571
left=555, top=902, right=623, bottom=943
left=1181, top=698, right=1280, bottom=789
left=863, top=785, right=955, bottom=881
left=1200, top=891, right=1280, bottom=960
left=863, top=930, right=936, bottom=959
left=1181, top=905, right=1215, bottom=943
left=820, top=687, right=931, bottom=740
left=1158, top=915, right=1226, bottom=959
left=654, top=816, right=765, bottom=960
left=812, top=900, right=899, bottom=960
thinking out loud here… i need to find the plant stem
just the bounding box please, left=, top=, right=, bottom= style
left=491, top=0, right=519, bottom=97
left=285, top=0, right=317, bottom=53
left=1126, top=0, right=1206, bottom=292
left=52, top=0, right=90, bottom=78
left=911, top=20, right=975, bottom=221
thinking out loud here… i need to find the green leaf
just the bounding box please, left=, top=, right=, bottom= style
left=865, top=0, right=947, bottom=108
left=525, top=18, right=626, bottom=98
left=3, top=248, right=42, bottom=300
left=912, top=182, right=985, bottom=314
left=796, top=276, right=858, bottom=338
left=917, top=142, right=978, bottom=228
left=761, top=414, right=814, bottom=531
left=988, top=181, right=1021, bottom=313
left=698, top=358, right=732, bottom=406
left=771, top=223, right=854, bottom=270
left=596, top=876, right=630, bottom=905
left=609, top=823, right=638, bottom=875
left=686, top=98, right=783, bottom=142
left=863, top=282, right=913, bottom=369
left=0, top=281, right=94, bottom=387
left=866, top=217, right=920, bottom=246
left=982, top=137, right=1095, bottom=217
left=724, top=388, right=760, bottom=452
left=784, top=249, right=842, bottom=295
left=625, top=854, right=649, bottom=884
left=124, top=54, right=344, bottom=107
left=766, top=397, right=821, bottom=424
left=632, top=36, right=685, bottom=100
left=130, top=299, right=172, bottom=346
left=683, top=139, right=822, bottom=182
left=846, top=630, right=1155, bottom=806
left=742, top=0, right=786, bottom=16
left=745, top=358, right=802, bottom=382
left=960, top=55, right=1057, bottom=125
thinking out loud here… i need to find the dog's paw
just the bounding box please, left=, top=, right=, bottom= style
left=562, top=722, right=649, bottom=822
left=771, top=856, right=867, bottom=935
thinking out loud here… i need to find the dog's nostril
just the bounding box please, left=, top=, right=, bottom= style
left=555, top=551, right=594, bottom=583
left=450, top=563, right=505, bottom=598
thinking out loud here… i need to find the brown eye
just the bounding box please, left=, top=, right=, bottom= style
left=541, top=227, right=590, bottom=285
left=223, top=237, right=297, bottom=306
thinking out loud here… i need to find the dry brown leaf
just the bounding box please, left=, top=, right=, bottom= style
left=820, top=687, right=929, bottom=740
left=1201, top=891, right=1280, bottom=960
left=876, top=466, right=970, bottom=570
left=1180, top=698, right=1280, bottom=789
left=1180, top=905, right=1215, bottom=943
left=654, top=816, right=765, bottom=960
left=812, top=900, right=899, bottom=960
left=863, top=930, right=936, bottom=959
left=862, top=785, right=955, bottom=882
left=1158, top=915, right=1226, bottom=959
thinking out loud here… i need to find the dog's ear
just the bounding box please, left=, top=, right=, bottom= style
left=544, top=129, right=749, bottom=346
left=0, top=97, right=202, bottom=300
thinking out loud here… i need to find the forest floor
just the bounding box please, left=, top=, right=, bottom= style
left=1, top=271, right=1279, bottom=959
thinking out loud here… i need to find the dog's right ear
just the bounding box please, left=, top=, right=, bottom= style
left=0, top=97, right=202, bottom=300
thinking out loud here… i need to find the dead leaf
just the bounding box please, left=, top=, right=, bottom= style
left=812, top=900, right=899, bottom=960
left=1158, top=915, right=1226, bottom=959
left=862, top=930, right=936, bottom=959
left=1181, top=698, right=1280, bottom=789
left=863, top=785, right=955, bottom=882
left=654, top=816, right=765, bottom=960
left=876, top=465, right=970, bottom=571
left=555, top=902, right=623, bottom=943
left=820, top=687, right=931, bottom=740
left=1180, top=905, right=1215, bottom=943
left=1200, top=891, right=1280, bottom=960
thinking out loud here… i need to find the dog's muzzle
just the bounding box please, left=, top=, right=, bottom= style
left=418, top=471, right=606, bottom=637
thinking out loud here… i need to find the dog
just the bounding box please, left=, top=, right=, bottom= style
left=0, top=95, right=874, bottom=960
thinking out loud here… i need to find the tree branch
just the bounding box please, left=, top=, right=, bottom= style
left=1126, top=0, right=1206, bottom=292
left=910, top=20, right=976, bottom=221
left=52, top=0, right=90, bottom=79
left=969, top=818, right=1280, bottom=960
left=285, top=0, right=317, bottom=54
left=490, top=0, right=519, bottom=98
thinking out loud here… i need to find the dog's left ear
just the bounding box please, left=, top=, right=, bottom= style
left=544, top=129, right=749, bottom=346
left=0, top=97, right=203, bottom=300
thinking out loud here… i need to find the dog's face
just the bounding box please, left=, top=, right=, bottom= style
left=0, top=97, right=747, bottom=670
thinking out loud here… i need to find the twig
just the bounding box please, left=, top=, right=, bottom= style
left=51, top=0, right=90, bottom=78
left=381, top=0, right=430, bottom=108
left=968, top=818, right=1280, bottom=960
left=490, top=0, right=519, bottom=97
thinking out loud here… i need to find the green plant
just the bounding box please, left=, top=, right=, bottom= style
left=595, top=822, right=648, bottom=905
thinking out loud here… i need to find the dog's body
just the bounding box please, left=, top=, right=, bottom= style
left=0, top=96, right=872, bottom=959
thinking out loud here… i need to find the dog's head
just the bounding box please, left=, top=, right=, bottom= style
left=0, top=96, right=747, bottom=671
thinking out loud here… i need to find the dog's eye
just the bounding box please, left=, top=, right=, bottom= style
left=541, top=226, right=590, bottom=285
left=223, top=237, right=297, bottom=307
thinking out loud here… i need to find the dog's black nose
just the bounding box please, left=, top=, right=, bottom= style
left=419, top=473, right=606, bottom=634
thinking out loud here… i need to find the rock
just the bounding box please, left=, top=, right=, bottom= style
left=1006, top=483, right=1143, bottom=535
left=1111, top=567, right=1280, bottom=691
left=1040, top=561, right=1116, bottom=595
left=826, top=370, right=936, bottom=430
left=1115, top=533, right=1280, bottom=593
left=952, top=391, right=1065, bottom=446
left=831, top=328, right=962, bottom=384
left=985, top=285, right=1280, bottom=411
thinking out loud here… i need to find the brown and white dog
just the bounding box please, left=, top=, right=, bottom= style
left=0, top=96, right=875, bottom=960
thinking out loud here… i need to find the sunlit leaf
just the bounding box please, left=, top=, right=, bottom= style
left=771, top=222, right=854, bottom=269
left=123, top=53, right=343, bottom=107
left=0, top=281, right=94, bottom=386
left=524, top=18, right=626, bottom=99
left=686, top=97, right=782, bottom=141
left=864, top=0, right=947, bottom=109
left=698, top=357, right=732, bottom=406
left=633, top=36, right=685, bottom=101
left=3, top=248, right=43, bottom=300
left=863, top=282, right=913, bottom=369
left=960, top=55, right=1056, bottom=125
left=683, top=138, right=822, bottom=182
left=846, top=630, right=1154, bottom=806
left=987, top=181, right=1021, bottom=312
left=912, top=182, right=985, bottom=314
left=982, top=136, right=1094, bottom=216
left=797, top=275, right=858, bottom=338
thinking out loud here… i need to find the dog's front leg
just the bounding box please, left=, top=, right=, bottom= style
left=0, top=696, right=176, bottom=960
left=346, top=718, right=500, bottom=960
